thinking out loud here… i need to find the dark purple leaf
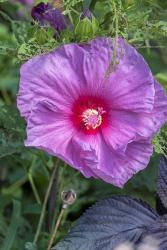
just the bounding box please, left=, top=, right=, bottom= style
left=53, top=196, right=158, bottom=250
left=146, top=215, right=167, bottom=250
left=156, top=196, right=167, bottom=216
left=157, top=156, right=167, bottom=210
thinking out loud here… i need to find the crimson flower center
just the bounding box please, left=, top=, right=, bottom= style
left=82, top=107, right=106, bottom=130
left=71, top=96, right=109, bottom=133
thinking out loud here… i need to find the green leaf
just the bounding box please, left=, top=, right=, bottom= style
left=1, top=200, right=21, bottom=250
left=12, top=21, right=31, bottom=44
left=25, top=242, right=37, bottom=250
left=23, top=204, right=42, bottom=215
left=156, top=72, right=167, bottom=90
left=0, top=105, right=25, bottom=158
left=18, top=38, right=59, bottom=62
left=153, top=124, right=167, bottom=157
left=63, top=0, right=83, bottom=8
left=83, top=0, right=92, bottom=9
left=0, top=45, right=16, bottom=55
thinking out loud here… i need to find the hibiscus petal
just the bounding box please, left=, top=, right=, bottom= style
left=71, top=133, right=153, bottom=187
left=81, top=37, right=154, bottom=113
left=102, top=38, right=155, bottom=113
left=102, top=110, right=155, bottom=150
left=17, top=44, right=88, bottom=119
left=135, top=81, right=167, bottom=138
left=25, top=100, right=77, bottom=165
left=26, top=99, right=98, bottom=178
left=151, top=80, right=167, bottom=130
left=124, top=140, right=153, bottom=174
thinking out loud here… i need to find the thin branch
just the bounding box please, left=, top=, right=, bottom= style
left=47, top=208, right=65, bottom=250
left=33, top=163, right=59, bottom=244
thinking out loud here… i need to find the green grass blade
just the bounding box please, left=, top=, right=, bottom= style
left=1, top=199, right=21, bottom=250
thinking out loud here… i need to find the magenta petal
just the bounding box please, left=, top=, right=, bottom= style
left=25, top=100, right=76, bottom=165
left=81, top=38, right=111, bottom=91
left=17, top=38, right=155, bottom=121
left=25, top=100, right=101, bottom=177
left=17, top=45, right=87, bottom=119
left=102, top=110, right=138, bottom=150
left=71, top=133, right=100, bottom=178
left=106, top=38, right=154, bottom=113
left=102, top=110, right=157, bottom=150
left=81, top=38, right=154, bottom=113
left=125, top=140, right=153, bottom=173
left=90, top=139, right=152, bottom=186
left=71, top=133, right=153, bottom=187
left=17, top=41, right=112, bottom=120
left=152, top=80, right=167, bottom=130
left=70, top=133, right=123, bottom=185
left=96, top=139, right=153, bottom=187
left=135, top=80, right=167, bottom=138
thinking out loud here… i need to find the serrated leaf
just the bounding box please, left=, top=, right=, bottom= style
left=1, top=200, right=21, bottom=250
left=157, top=156, right=167, bottom=210
left=0, top=105, right=25, bottom=158
left=53, top=196, right=158, bottom=250
left=63, top=0, right=83, bottom=7
left=146, top=215, right=167, bottom=250
left=12, top=21, right=32, bottom=44
left=0, top=45, right=16, bottom=55
left=18, top=38, right=58, bottom=62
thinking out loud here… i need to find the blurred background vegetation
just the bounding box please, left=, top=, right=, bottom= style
left=0, top=0, right=167, bottom=249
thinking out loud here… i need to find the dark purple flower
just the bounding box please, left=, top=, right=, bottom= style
left=80, top=9, right=93, bottom=21
left=17, top=37, right=167, bottom=187
left=31, top=2, right=52, bottom=25
left=31, top=2, right=67, bottom=32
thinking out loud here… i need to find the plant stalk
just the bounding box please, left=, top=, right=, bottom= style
left=33, top=164, right=58, bottom=244
left=47, top=208, right=65, bottom=250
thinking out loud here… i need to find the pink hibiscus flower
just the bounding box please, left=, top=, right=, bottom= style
left=17, top=38, right=167, bottom=187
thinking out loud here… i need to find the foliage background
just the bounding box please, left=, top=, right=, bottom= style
left=0, top=0, right=167, bottom=249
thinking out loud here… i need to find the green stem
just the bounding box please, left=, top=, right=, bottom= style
left=2, top=175, right=28, bottom=195
left=33, top=165, right=58, bottom=244
left=28, top=173, right=42, bottom=205
left=90, top=0, right=98, bottom=10
left=105, top=0, right=119, bottom=78
left=67, top=11, right=74, bottom=26
left=69, top=7, right=80, bottom=15
left=1, top=89, right=12, bottom=105
left=47, top=159, right=60, bottom=232
left=112, top=0, right=119, bottom=38
left=47, top=208, right=65, bottom=250
left=50, top=163, right=65, bottom=233
left=0, top=10, right=12, bottom=23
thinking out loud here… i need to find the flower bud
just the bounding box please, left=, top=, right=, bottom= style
left=80, top=9, right=93, bottom=21
left=61, top=190, right=77, bottom=209
left=75, top=11, right=99, bottom=41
